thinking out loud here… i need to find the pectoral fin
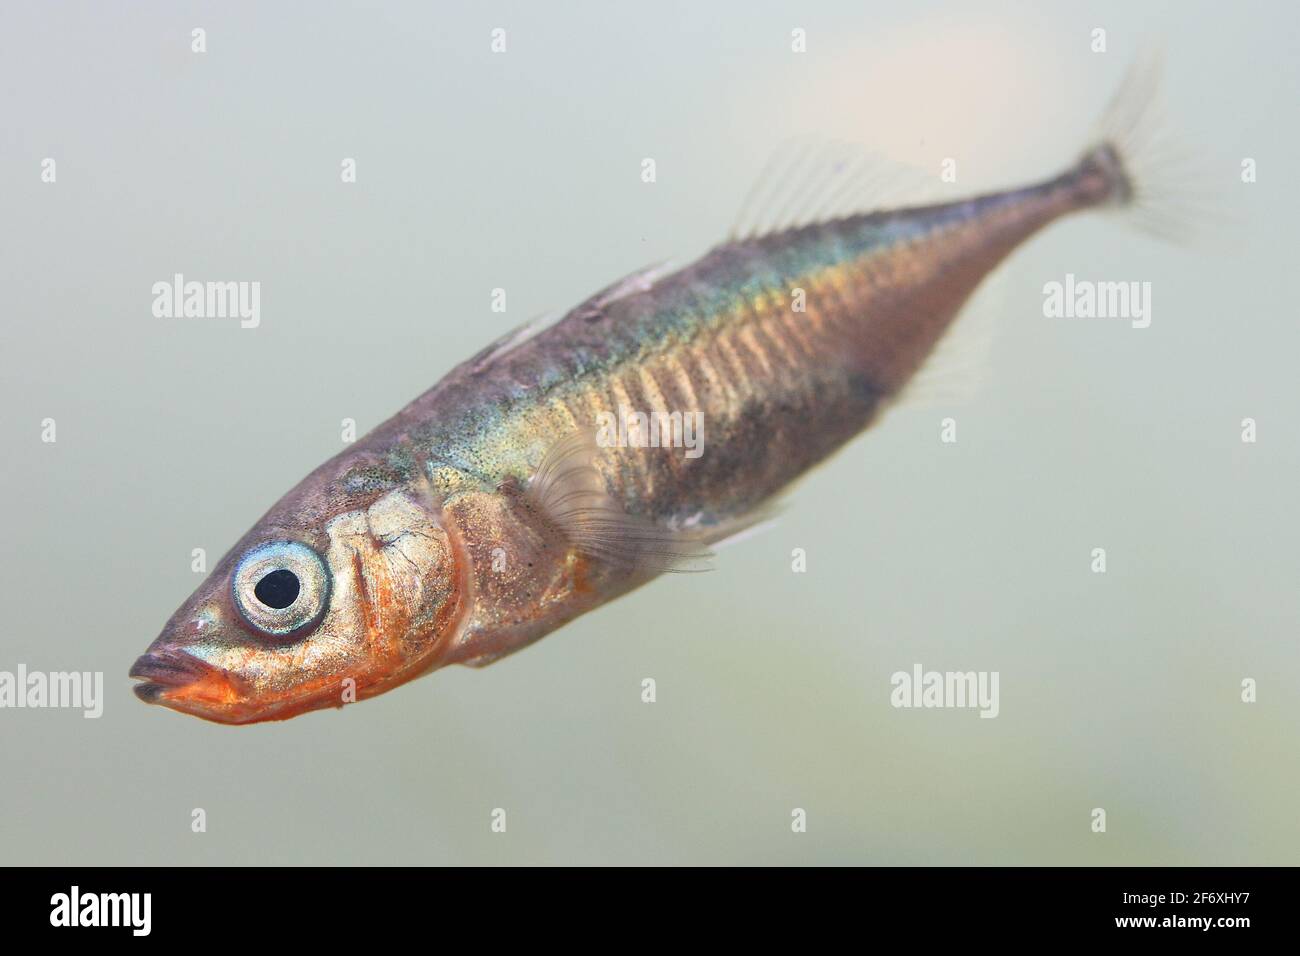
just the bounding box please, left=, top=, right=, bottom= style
left=523, top=431, right=713, bottom=574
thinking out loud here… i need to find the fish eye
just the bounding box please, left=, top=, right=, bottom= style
left=232, top=541, right=330, bottom=638
left=254, top=569, right=300, bottom=609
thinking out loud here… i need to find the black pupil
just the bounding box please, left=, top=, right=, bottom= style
left=254, top=569, right=301, bottom=609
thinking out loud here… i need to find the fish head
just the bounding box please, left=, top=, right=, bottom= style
left=131, top=468, right=465, bottom=724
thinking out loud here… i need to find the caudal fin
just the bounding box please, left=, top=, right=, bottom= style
left=1077, top=50, right=1217, bottom=241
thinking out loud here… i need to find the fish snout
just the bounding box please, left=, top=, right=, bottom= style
left=129, top=600, right=250, bottom=713
left=129, top=647, right=214, bottom=703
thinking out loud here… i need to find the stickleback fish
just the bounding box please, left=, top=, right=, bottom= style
left=131, top=65, right=1176, bottom=723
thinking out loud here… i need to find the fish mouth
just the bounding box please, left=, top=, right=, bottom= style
left=129, top=650, right=216, bottom=704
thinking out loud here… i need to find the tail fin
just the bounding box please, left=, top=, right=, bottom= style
left=1074, top=50, right=1216, bottom=241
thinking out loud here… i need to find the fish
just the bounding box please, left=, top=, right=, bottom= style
left=131, top=60, right=1183, bottom=723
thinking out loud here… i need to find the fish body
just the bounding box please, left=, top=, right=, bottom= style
left=132, top=139, right=1134, bottom=723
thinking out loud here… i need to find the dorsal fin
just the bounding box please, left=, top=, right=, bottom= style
left=464, top=311, right=561, bottom=373
left=566, top=260, right=676, bottom=322
left=731, top=136, right=940, bottom=240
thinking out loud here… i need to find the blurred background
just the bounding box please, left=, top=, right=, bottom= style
left=1, top=0, right=1296, bottom=865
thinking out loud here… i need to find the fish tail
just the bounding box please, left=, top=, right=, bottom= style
left=1068, top=49, right=1209, bottom=241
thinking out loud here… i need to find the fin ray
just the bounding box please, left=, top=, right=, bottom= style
left=730, top=135, right=940, bottom=241
left=526, top=431, right=713, bottom=574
